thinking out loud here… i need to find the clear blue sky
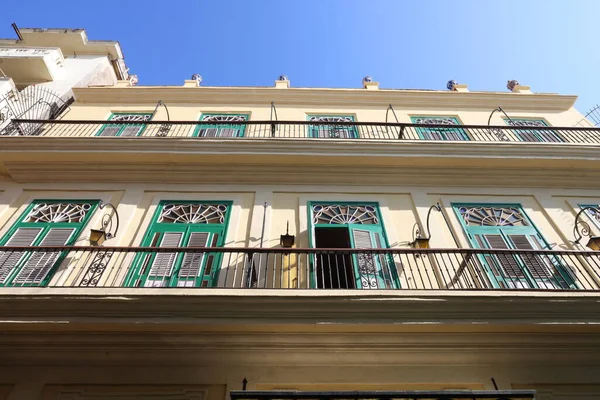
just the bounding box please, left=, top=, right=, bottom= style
left=1, top=0, right=599, bottom=113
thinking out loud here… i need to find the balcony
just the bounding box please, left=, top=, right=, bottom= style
left=1, top=245, right=599, bottom=290
left=2, top=118, right=600, bottom=143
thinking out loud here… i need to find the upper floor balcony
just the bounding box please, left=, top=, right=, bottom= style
left=2, top=116, right=600, bottom=186
left=3, top=117, right=600, bottom=143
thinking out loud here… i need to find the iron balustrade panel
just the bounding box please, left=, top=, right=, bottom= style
left=4, top=119, right=600, bottom=143
left=229, top=390, right=536, bottom=400
left=0, top=245, right=599, bottom=290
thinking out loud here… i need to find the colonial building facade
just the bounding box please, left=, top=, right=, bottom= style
left=0, top=29, right=598, bottom=400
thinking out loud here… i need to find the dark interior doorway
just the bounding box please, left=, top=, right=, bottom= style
left=314, top=227, right=355, bottom=289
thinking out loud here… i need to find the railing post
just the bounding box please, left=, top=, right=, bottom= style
left=398, top=126, right=405, bottom=139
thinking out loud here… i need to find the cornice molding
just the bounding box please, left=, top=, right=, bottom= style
left=1, top=138, right=600, bottom=186
left=1, top=289, right=599, bottom=326
left=72, top=86, right=578, bottom=111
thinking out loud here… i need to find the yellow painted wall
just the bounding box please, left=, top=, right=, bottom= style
left=62, top=103, right=588, bottom=128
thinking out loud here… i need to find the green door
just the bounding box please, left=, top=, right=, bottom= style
left=411, top=116, right=469, bottom=141
left=96, top=113, right=152, bottom=137
left=193, top=114, right=249, bottom=137
left=348, top=224, right=394, bottom=289
left=125, top=201, right=231, bottom=287
left=504, top=119, right=563, bottom=142
left=309, top=203, right=398, bottom=289
left=307, top=115, right=359, bottom=138
left=0, top=200, right=98, bottom=287
left=454, top=204, right=575, bottom=289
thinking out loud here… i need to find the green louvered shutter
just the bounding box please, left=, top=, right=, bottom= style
left=97, top=126, right=121, bottom=137
left=507, top=234, right=550, bottom=280
left=146, top=232, right=184, bottom=285
left=13, top=228, right=75, bottom=285
left=0, top=228, right=43, bottom=283
left=178, top=232, right=210, bottom=279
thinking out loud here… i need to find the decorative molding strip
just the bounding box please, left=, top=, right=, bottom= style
left=72, top=87, right=578, bottom=112
left=42, top=385, right=208, bottom=400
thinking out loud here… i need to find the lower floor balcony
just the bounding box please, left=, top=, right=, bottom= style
left=1, top=246, right=599, bottom=290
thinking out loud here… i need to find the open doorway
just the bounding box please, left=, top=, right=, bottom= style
left=314, top=227, right=355, bottom=289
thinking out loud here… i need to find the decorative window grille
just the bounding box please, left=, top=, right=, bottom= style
left=158, top=203, right=229, bottom=224
left=457, top=206, right=529, bottom=227
left=312, top=204, right=379, bottom=225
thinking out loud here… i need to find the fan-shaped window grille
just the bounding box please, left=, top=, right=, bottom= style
left=457, top=206, right=529, bottom=227
left=312, top=204, right=379, bottom=225
left=158, top=203, right=229, bottom=224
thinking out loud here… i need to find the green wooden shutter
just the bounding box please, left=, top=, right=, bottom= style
left=119, top=125, right=142, bottom=137
left=200, top=128, right=219, bottom=137
left=481, top=234, right=526, bottom=278
left=352, top=229, right=377, bottom=289
left=13, top=228, right=75, bottom=285
left=98, top=126, right=121, bottom=137
left=0, top=228, right=43, bottom=283
left=507, top=234, right=550, bottom=280
left=178, top=232, right=210, bottom=278
left=147, top=232, right=183, bottom=283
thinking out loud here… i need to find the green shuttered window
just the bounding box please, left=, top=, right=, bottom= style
left=96, top=113, right=152, bottom=137
left=454, top=204, right=575, bottom=289
left=125, top=201, right=232, bottom=288
left=0, top=200, right=98, bottom=286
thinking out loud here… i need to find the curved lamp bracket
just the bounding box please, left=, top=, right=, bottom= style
left=90, top=201, right=120, bottom=246
left=99, top=201, right=119, bottom=239
left=573, top=206, right=600, bottom=249
left=410, top=203, right=442, bottom=248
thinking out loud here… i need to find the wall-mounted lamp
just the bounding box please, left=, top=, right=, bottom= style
left=410, top=204, right=442, bottom=249
left=573, top=206, right=600, bottom=250
left=151, top=100, right=171, bottom=137
left=487, top=106, right=513, bottom=126
left=280, top=221, right=295, bottom=249
left=89, top=201, right=120, bottom=246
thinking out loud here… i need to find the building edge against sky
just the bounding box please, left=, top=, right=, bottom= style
left=0, top=27, right=600, bottom=400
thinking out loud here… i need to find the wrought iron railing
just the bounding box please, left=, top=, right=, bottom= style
left=230, top=390, right=536, bottom=400
left=1, top=246, right=600, bottom=290
left=3, top=118, right=600, bottom=144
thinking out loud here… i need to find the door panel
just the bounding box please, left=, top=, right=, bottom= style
left=145, top=231, right=184, bottom=287
left=350, top=226, right=395, bottom=289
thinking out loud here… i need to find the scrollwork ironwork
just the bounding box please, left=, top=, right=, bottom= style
left=312, top=204, right=379, bottom=225
left=573, top=206, right=600, bottom=244
left=159, top=203, right=229, bottom=224
left=79, top=250, right=114, bottom=286
left=26, top=202, right=92, bottom=223
left=458, top=206, right=529, bottom=227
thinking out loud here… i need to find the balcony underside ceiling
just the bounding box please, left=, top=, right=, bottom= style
left=1, top=138, right=600, bottom=187
left=1, top=290, right=600, bottom=367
